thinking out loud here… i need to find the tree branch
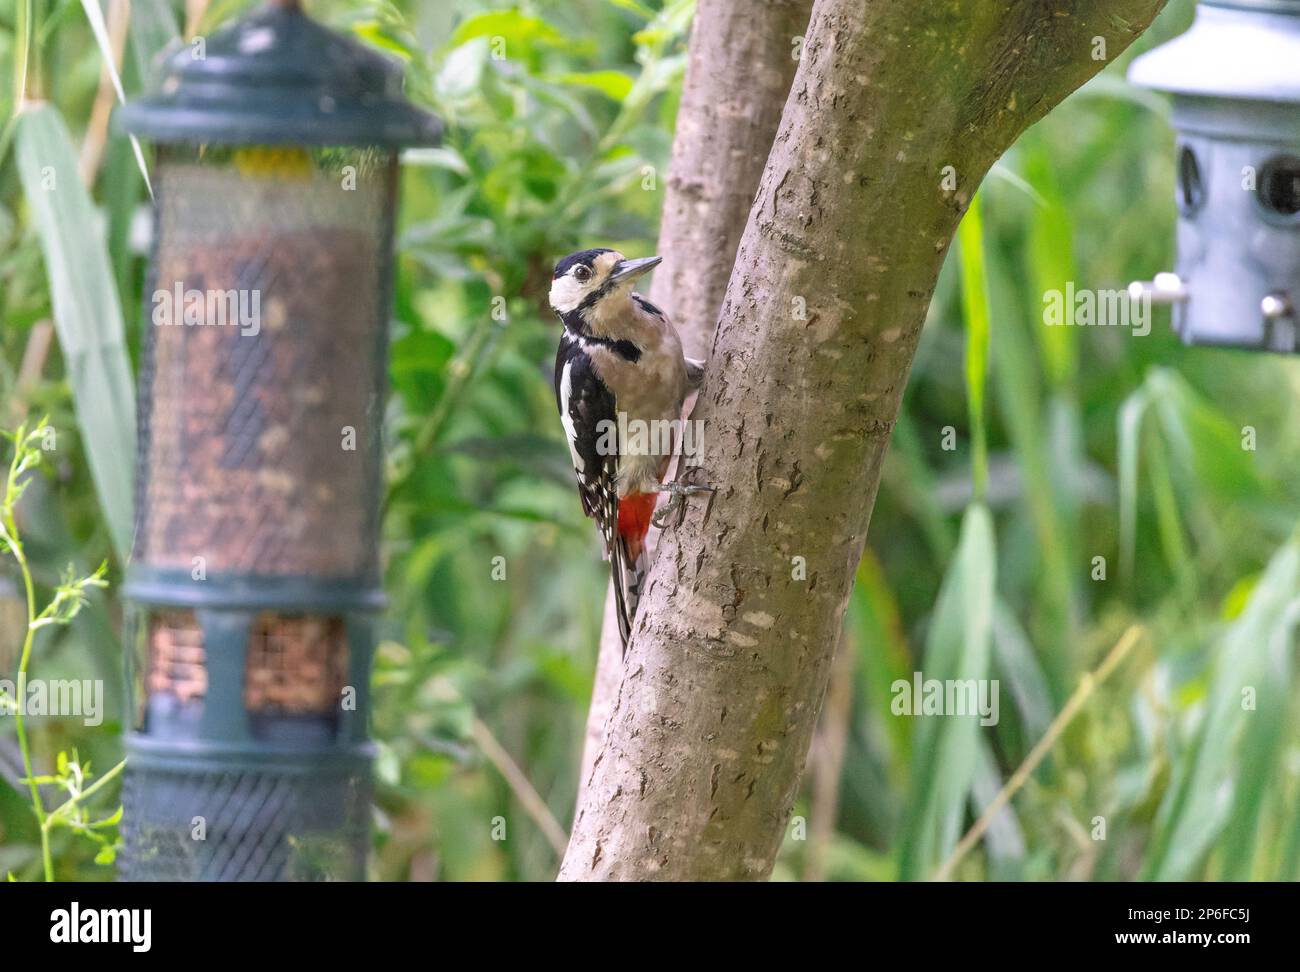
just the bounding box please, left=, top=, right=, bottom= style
left=575, top=0, right=814, bottom=802
left=561, top=0, right=1167, bottom=881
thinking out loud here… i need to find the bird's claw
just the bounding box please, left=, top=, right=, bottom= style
left=651, top=473, right=715, bottom=529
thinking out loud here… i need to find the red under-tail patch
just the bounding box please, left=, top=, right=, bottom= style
left=617, top=492, right=656, bottom=561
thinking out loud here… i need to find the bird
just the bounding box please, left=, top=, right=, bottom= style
left=550, top=248, right=708, bottom=653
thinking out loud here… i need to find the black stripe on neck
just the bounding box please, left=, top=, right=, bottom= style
left=560, top=312, right=642, bottom=363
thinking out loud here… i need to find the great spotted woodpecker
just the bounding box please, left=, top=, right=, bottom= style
left=550, top=248, right=708, bottom=652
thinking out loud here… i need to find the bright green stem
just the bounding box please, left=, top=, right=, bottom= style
left=45, top=758, right=126, bottom=828
left=1, top=507, right=52, bottom=880
left=958, top=194, right=991, bottom=503
left=14, top=0, right=31, bottom=105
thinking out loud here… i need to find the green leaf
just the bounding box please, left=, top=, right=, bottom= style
left=605, top=0, right=657, bottom=19
left=550, top=70, right=635, bottom=102
left=897, top=504, right=997, bottom=880
left=1146, top=368, right=1263, bottom=503
left=991, top=601, right=1054, bottom=740
left=1022, top=137, right=1078, bottom=390
left=79, top=0, right=152, bottom=192
left=351, top=21, right=416, bottom=60
left=983, top=196, right=1078, bottom=696
left=970, top=736, right=1025, bottom=880
left=958, top=195, right=991, bottom=502
left=401, top=146, right=472, bottom=175
left=849, top=551, right=915, bottom=778
left=15, top=104, right=135, bottom=561
left=92, top=804, right=125, bottom=828
left=1143, top=535, right=1300, bottom=879
left=449, top=11, right=569, bottom=52
left=1117, top=383, right=1150, bottom=588
left=127, top=0, right=180, bottom=85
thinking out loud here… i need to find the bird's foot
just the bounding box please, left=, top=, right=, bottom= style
left=651, top=469, right=715, bottom=529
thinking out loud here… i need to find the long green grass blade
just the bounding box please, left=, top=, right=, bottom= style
left=1218, top=597, right=1297, bottom=879
left=958, top=195, right=991, bottom=502
left=1117, top=384, right=1149, bottom=589
left=850, top=551, right=915, bottom=774
left=1023, top=136, right=1078, bottom=392
left=15, top=103, right=135, bottom=560
left=992, top=601, right=1055, bottom=741
left=79, top=0, right=153, bottom=195
left=126, top=0, right=181, bottom=85
left=983, top=197, right=1078, bottom=697
left=970, top=736, right=1025, bottom=881
left=1143, top=534, right=1300, bottom=879
left=897, top=504, right=997, bottom=880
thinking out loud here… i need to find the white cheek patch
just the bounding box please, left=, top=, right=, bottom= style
left=550, top=275, right=586, bottom=314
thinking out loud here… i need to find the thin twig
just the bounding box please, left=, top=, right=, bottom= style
left=183, top=0, right=210, bottom=38
left=9, top=320, right=53, bottom=424
left=933, top=624, right=1146, bottom=881
left=469, top=717, right=569, bottom=858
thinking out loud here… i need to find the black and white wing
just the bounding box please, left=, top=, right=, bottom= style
left=555, top=338, right=618, bottom=539
left=555, top=337, right=640, bottom=649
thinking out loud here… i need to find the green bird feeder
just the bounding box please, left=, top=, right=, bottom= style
left=116, top=0, right=439, bottom=880
left=1129, top=0, right=1300, bottom=352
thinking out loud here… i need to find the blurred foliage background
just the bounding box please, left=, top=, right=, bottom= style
left=2, top=0, right=1298, bottom=882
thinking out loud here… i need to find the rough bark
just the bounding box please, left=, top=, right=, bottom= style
left=577, top=0, right=813, bottom=792
left=561, top=0, right=1167, bottom=881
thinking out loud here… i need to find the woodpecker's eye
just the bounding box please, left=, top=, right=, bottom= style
left=574, top=265, right=593, bottom=284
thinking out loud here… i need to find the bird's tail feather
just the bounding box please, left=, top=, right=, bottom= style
left=610, top=539, right=633, bottom=650
left=611, top=537, right=649, bottom=654
left=611, top=492, right=656, bottom=654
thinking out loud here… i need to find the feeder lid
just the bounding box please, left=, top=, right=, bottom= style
left=1130, top=1, right=1300, bottom=104
left=119, top=1, right=441, bottom=147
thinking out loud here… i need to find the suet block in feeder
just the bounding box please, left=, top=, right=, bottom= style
left=1129, top=0, right=1300, bottom=352
left=116, top=0, right=439, bottom=881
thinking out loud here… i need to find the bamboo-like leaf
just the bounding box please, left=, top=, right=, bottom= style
left=15, top=104, right=135, bottom=560
left=126, top=0, right=180, bottom=84
left=1117, top=384, right=1149, bottom=588
left=1119, top=367, right=1266, bottom=592
left=897, top=504, right=997, bottom=880
left=983, top=196, right=1078, bottom=696
left=850, top=551, right=915, bottom=773
left=958, top=195, right=991, bottom=502
left=992, top=601, right=1054, bottom=741
left=1218, top=596, right=1297, bottom=879
left=79, top=0, right=152, bottom=194
left=1143, top=535, right=1300, bottom=880
left=1023, top=137, right=1078, bottom=391
left=970, top=736, right=1025, bottom=880
left=1146, top=367, right=1263, bottom=503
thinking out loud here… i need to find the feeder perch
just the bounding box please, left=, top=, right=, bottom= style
left=1129, top=0, right=1300, bottom=352
left=116, top=0, right=439, bottom=880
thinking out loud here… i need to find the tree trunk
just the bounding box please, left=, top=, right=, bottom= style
left=577, top=0, right=813, bottom=792
left=561, top=0, right=1167, bottom=881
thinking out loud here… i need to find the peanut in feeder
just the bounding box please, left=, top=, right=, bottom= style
left=116, top=0, right=439, bottom=881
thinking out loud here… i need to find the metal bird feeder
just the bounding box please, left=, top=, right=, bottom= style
left=1129, top=0, right=1300, bottom=352
left=116, top=0, right=439, bottom=880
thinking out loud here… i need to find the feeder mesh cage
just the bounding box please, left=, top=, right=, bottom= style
left=119, top=760, right=371, bottom=882
left=134, top=146, right=396, bottom=578
left=120, top=145, right=396, bottom=882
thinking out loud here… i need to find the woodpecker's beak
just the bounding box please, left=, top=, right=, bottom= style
left=607, top=255, right=662, bottom=285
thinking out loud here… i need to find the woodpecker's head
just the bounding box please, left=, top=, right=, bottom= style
left=549, top=248, right=661, bottom=335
